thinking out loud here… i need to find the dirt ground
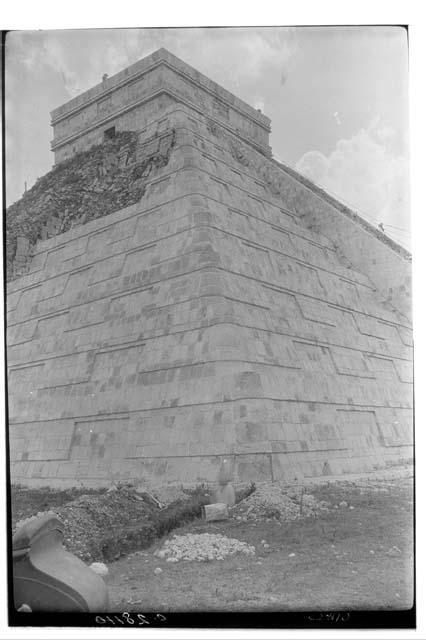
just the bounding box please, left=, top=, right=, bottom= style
left=105, top=476, right=414, bottom=612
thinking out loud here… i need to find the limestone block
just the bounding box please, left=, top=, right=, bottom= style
left=236, top=454, right=272, bottom=482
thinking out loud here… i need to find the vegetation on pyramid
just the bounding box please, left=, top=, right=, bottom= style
left=6, top=129, right=175, bottom=280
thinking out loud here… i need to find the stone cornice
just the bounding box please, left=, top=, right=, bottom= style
left=50, top=48, right=271, bottom=132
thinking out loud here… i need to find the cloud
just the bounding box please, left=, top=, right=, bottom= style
left=9, top=28, right=299, bottom=99
left=295, top=118, right=410, bottom=247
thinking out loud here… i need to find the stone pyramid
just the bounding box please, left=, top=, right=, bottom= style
left=7, top=49, right=413, bottom=487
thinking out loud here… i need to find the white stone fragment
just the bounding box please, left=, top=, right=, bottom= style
left=154, top=532, right=255, bottom=562
left=89, top=562, right=109, bottom=576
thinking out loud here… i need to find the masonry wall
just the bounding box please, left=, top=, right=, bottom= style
left=52, top=94, right=177, bottom=164
left=7, top=104, right=413, bottom=487
left=199, top=119, right=412, bottom=322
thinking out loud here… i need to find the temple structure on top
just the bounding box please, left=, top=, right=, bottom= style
left=50, top=48, right=272, bottom=164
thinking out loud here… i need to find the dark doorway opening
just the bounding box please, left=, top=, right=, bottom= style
left=104, top=126, right=116, bottom=141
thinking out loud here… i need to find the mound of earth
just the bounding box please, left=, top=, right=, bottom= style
left=232, top=484, right=330, bottom=522
left=12, top=484, right=214, bottom=564
left=14, top=486, right=158, bottom=562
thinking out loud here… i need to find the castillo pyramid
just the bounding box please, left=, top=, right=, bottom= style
left=7, top=49, right=413, bottom=487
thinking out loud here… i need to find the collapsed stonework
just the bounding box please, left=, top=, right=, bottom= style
left=7, top=49, right=413, bottom=487
left=7, top=129, right=175, bottom=280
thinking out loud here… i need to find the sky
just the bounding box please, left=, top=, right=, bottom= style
left=5, top=26, right=410, bottom=249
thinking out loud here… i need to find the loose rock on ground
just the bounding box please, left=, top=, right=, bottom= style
left=232, top=483, right=330, bottom=522
left=154, top=533, right=256, bottom=562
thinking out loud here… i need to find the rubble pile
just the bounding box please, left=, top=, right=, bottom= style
left=232, top=484, right=330, bottom=522
left=6, top=128, right=175, bottom=280
left=13, top=486, right=157, bottom=562
left=150, top=485, right=191, bottom=507
left=11, top=483, right=211, bottom=563
left=154, top=533, right=255, bottom=562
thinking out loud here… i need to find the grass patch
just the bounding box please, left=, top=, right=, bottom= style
left=106, top=477, right=414, bottom=612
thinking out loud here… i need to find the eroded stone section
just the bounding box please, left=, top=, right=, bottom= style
left=7, top=128, right=175, bottom=280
